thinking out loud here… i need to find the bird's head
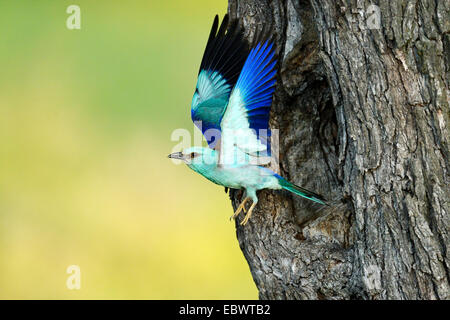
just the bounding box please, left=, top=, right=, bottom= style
left=168, top=147, right=217, bottom=172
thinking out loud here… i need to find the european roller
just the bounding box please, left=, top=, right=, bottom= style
left=169, top=15, right=328, bottom=225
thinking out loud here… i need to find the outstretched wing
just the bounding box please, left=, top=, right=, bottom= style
left=219, top=35, right=277, bottom=165
left=191, top=15, right=249, bottom=149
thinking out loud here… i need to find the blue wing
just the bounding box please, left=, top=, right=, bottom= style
left=191, top=15, right=249, bottom=148
left=220, top=37, right=277, bottom=164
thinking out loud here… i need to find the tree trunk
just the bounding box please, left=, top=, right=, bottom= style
left=228, top=0, right=449, bottom=299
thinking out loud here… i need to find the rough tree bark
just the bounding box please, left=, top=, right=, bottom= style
left=228, top=0, right=449, bottom=299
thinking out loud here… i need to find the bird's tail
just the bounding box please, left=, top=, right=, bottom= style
left=276, top=176, right=328, bottom=206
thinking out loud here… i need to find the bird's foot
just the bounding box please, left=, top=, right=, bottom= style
left=230, top=197, right=249, bottom=220
left=240, top=202, right=257, bottom=226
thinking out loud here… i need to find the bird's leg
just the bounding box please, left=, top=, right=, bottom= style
left=240, top=201, right=257, bottom=226
left=230, top=197, right=250, bottom=220
left=239, top=190, right=247, bottom=213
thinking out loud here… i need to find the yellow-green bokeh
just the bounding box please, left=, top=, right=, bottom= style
left=0, top=0, right=257, bottom=299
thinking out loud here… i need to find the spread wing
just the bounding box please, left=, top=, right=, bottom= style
left=219, top=35, right=277, bottom=166
left=191, top=14, right=249, bottom=149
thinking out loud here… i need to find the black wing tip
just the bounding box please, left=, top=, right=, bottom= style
left=249, top=25, right=279, bottom=84
left=221, top=14, right=229, bottom=27
left=198, top=13, right=249, bottom=86
left=253, top=25, right=277, bottom=49
left=198, top=13, right=278, bottom=90
left=212, top=14, right=219, bottom=27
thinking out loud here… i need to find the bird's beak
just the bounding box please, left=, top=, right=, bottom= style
left=168, top=152, right=185, bottom=160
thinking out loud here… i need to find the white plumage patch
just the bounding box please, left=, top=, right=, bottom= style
left=220, top=89, right=268, bottom=166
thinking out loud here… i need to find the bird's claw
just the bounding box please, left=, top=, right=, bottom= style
left=230, top=197, right=249, bottom=221
left=240, top=202, right=256, bottom=226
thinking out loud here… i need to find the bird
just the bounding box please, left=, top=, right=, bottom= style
left=169, top=14, right=328, bottom=225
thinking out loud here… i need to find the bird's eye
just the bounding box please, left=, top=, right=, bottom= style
left=190, top=152, right=196, bottom=158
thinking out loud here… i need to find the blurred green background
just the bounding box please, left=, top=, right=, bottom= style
left=0, top=0, right=257, bottom=299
